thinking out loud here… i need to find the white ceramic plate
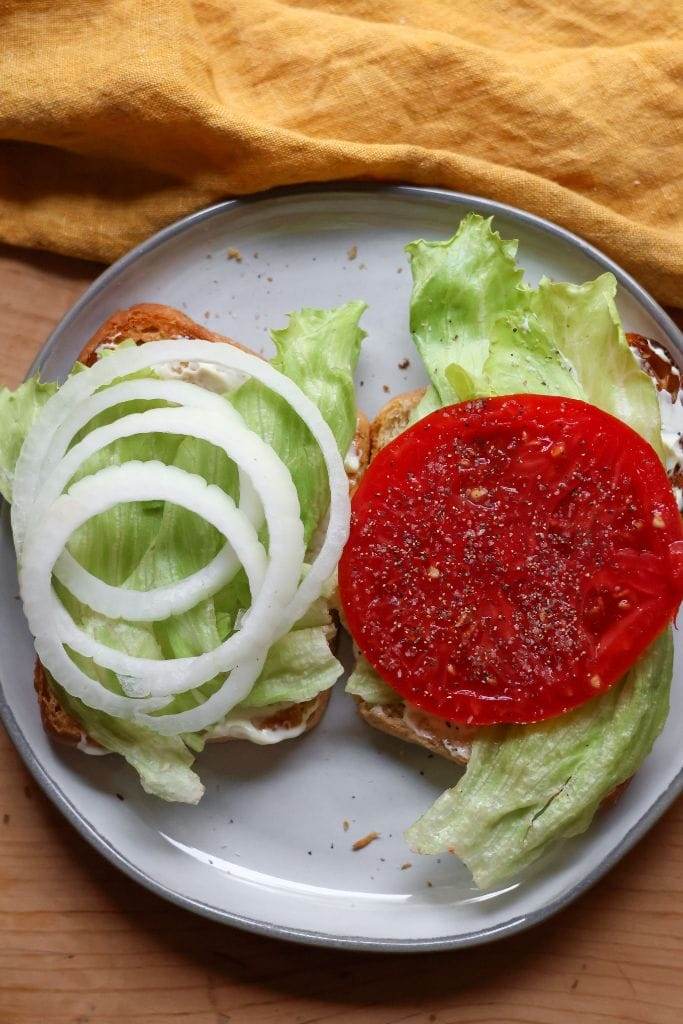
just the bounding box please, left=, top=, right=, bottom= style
left=1, top=186, right=681, bottom=951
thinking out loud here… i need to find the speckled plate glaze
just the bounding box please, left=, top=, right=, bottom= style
left=1, top=185, right=681, bottom=951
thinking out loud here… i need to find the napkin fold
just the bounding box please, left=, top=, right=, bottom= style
left=0, top=1, right=680, bottom=305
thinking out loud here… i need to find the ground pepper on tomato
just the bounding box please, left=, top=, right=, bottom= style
left=339, top=395, right=683, bottom=726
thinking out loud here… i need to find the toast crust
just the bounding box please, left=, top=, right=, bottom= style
left=356, top=697, right=473, bottom=765
left=34, top=659, right=84, bottom=746
left=208, top=688, right=332, bottom=744
left=369, top=388, right=425, bottom=459
left=350, top=410, right=370, bottom=493
left=79, top=303, right=253, bottom=366
left=356, top=332, right=681, bottom=767
left=34, top=303, right=369, bottom=750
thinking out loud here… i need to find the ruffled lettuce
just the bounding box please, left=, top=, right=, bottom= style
left=239, top=625, right=339, bottom=709
left=407, top=213, right=525, bottom=407
left=232, top=301, right=365, bottom=544
left=407, top=214, right=664, bottom=458
left=396, top=214, right=673, bottom=885
left=54, top=678, right=205, bottom=804
left=2, top=302, right=366, bottom=801
left=346, top=654, right=402, bottom=705
left=0, top=377, right=58, bottom=502
left=529, top=277, right=664, bottom=458
left=406, top=631, right=672, bottom=889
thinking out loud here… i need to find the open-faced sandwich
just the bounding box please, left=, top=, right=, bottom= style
left=339, top=215, right=683, bottom=889
left=0, top=301, right=369, bottom=803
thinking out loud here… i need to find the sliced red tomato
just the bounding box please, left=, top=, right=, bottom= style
left=339, top=395, right=683, bottom=726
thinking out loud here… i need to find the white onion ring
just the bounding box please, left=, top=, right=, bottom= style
left=16, top=378, right=263, bottom=621
left=32, top=404, right=288, bottom=624
left=14, top=340, right=350, bottom=734
left=33, top=633, right=170, bottom=718
left=20, top=458, right=300, bottom=695
left=136, top=655, right=266, bottom=735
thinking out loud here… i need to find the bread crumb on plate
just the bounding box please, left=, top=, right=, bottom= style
left=352, top=831, right=380, bottom=851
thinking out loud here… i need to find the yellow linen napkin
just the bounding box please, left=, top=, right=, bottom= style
left=0, top=0, right=680, bottom=305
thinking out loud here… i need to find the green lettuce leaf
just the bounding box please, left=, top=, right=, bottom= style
left=410, top=385, right=443, bottom=425
left=346, top=655, right=402, bottom=705
left=271, top=301, right=365, bottom=456
left=406, top=630, right=672, bottom=889
left=479, top=311, right=582, bottom=400
left=407, top=214, right=524, bottom=405
left=0, top=377, right=58, bottom=502
left=232, top=301, right=366, bottom=543
left=234, top=625, right=339, bottom=709
left=397, top=214, right=673, bottom=886
left=54, top=680, right=204, bottom=804
left=529, top=276, right=664, bottom=458
left=407, top=214, right=663, bottom=456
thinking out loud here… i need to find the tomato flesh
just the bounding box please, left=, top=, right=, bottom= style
left=339, top=396, right=683, bottom=725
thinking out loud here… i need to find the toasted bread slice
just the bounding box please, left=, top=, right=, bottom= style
left=369, top=388, right=426, bottom=458
left=357, top=699, right=476, bottom=763
left=354, top=333, right=680, bottom=766
left=35, top=303, right=370, bottom=750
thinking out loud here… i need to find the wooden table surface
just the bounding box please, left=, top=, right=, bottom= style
left=1, top=243, right=682, bottom=1024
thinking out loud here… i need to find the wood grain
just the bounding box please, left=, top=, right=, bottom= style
left=0, top=243, right=682, bottom=1024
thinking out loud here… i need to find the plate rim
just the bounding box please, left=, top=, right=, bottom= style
left=25, top=181, right=683, bottom=378
left=1, top=181, right=681, bottom=953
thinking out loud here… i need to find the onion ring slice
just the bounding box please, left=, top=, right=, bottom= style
left=30, top=405, right=276, bottom=622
